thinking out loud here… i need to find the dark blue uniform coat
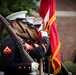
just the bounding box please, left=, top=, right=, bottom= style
left=1, top=35, right=49, bottom=75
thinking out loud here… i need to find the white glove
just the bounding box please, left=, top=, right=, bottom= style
left=40, top=31, right=48, bottom=37
left=31, top=62, right=39, bottom=72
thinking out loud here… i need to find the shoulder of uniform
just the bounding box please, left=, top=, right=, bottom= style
left=2, top=35, right=15, bottom=45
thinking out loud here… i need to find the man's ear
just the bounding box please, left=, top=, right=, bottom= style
left=13, top=21, right=18, bottom=28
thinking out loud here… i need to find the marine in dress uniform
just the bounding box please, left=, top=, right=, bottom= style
left=0, top=11, right=49, bottom=75
left=33, top=17, right=54, bottom=74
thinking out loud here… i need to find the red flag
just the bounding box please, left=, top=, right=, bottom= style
left=39, top=0, right=61, bottom=75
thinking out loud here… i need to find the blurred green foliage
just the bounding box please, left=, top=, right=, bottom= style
left=64, top=61, right=76, bottom=75
left=0, top=0, right=40, bottom=17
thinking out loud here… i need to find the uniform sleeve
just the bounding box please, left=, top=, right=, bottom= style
left=29, top=37, right=50, bottom=59
left=1, top=38, right=31, bottom=73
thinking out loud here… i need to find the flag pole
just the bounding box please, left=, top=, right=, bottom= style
left=39, top=58, right=44, bottom=75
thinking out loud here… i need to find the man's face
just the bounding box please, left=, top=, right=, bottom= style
left=13, top=20, right=39, bottom=40
left=29, top=28, right=39, bottom=40
left=20, top=22, right=39, bottom=40
left=18, top=21, right=35, bottom=38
